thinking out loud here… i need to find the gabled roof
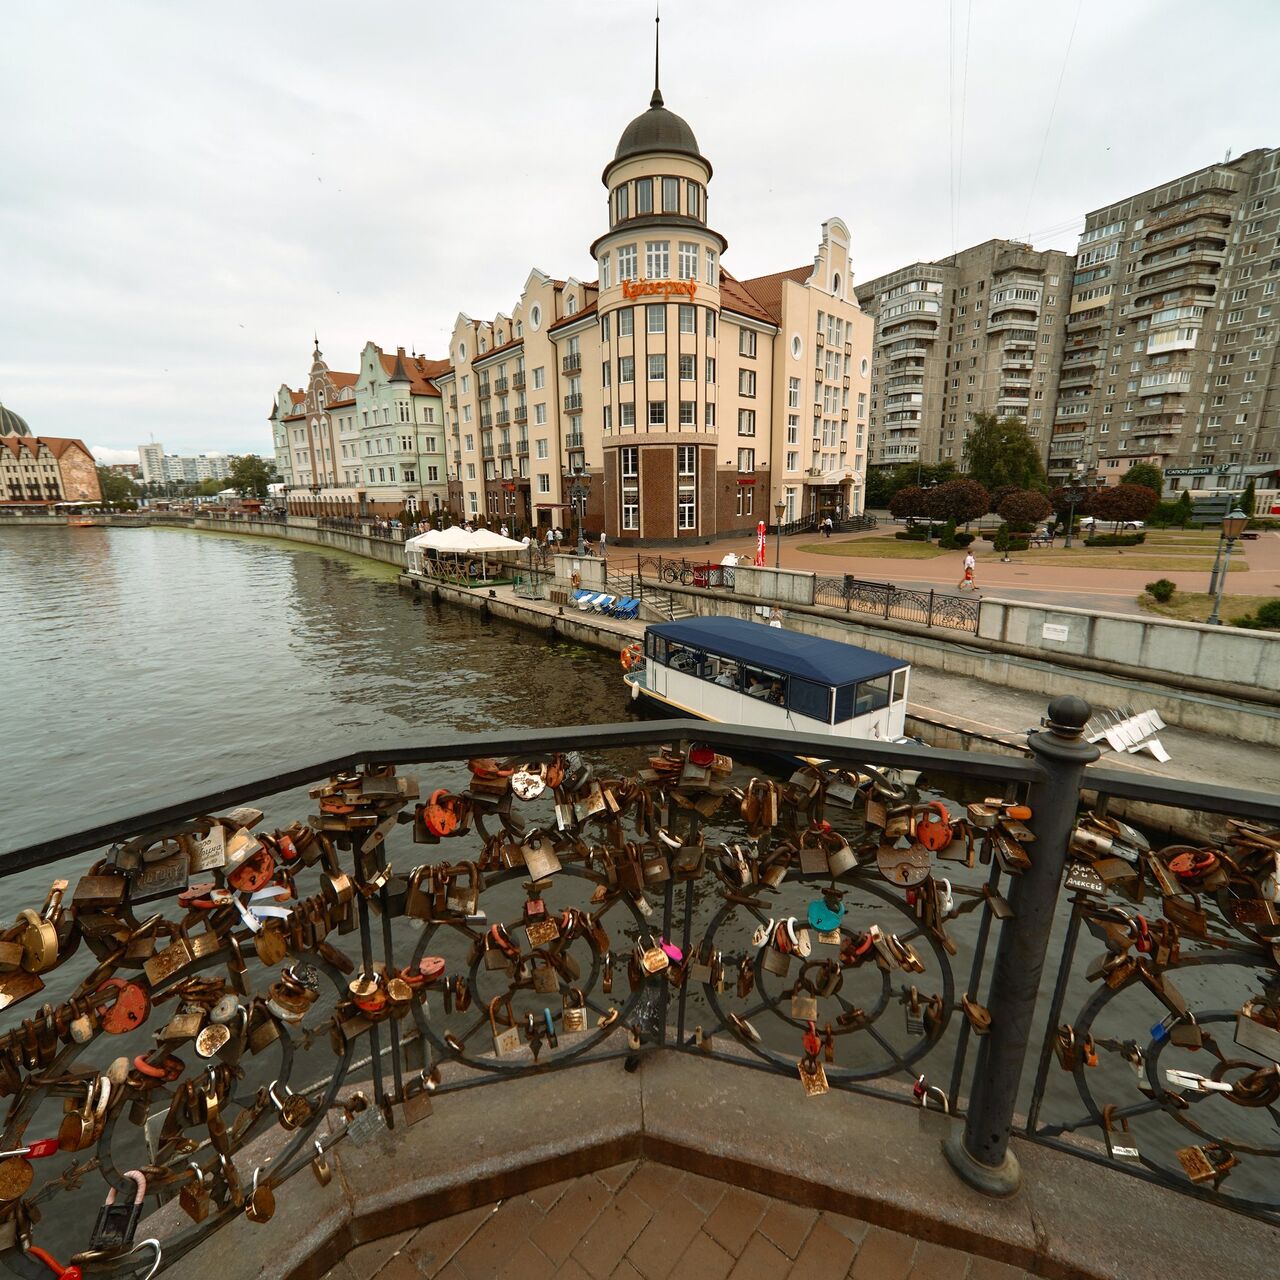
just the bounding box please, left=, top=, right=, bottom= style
left=717, top=270, right=777, bottom=327
left=472, top=334, right=524, bottom=366
left=549, top=299, right=599, bottom=332
left=0, top=435, right=44, bottom=458
left=328, top=371, right=358, bottom=389
left=739, top=266, right=813, bottom=324
left=40, top=437, right=92, bottom=459
left=376, top=349, right=450, bottom=394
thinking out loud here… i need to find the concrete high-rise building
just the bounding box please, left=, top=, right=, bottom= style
left=138, top=442, right=166, bottom=485
left=858, top=240, right=1073, bottom=473
left=136, top=442, right=234, bottom=486
left=1050, top=148, right=1280, bottom=500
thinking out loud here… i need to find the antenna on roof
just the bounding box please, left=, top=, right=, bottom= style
left=651, top=3, right=663, bottom=108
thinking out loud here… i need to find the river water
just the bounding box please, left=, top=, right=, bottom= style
left=0, top=525, right=625, bottom=856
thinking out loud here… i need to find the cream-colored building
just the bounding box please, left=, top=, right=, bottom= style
left=440, top=79, right=872, bottom=541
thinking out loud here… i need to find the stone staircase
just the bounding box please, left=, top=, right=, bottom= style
left=607, top=570, right=694, bottom=622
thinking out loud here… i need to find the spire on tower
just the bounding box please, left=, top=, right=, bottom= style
left=651, top=4, right=663, bottom=108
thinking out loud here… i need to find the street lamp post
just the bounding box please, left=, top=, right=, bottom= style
left=774, top=499, right=786, bottom=569
left=568, top=471, right=592, bottom=557
left=1061, top=466, right=1097, bottom=550
left=1206, top=493, right=1237, bottom=597
left=1207, top=506, right=1248, bottom=625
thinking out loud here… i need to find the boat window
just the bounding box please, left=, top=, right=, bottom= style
left=833, top=684, right=856, bottom=723
left=891, top=668, right=908, bottom=703
left=707, top=657, right=743, bottom=690
left=645, top=634, right=670, bottom=664
left=743, top=666, right=786, bottom=705
left=668, top=645, right=706, bottom=676
left=855, top=674, right=891, bottom=716
left=787, top=676, right=831, bottom=723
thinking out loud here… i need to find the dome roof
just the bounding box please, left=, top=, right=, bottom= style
left=610, top=89, right=708, bottom=174
left=0, top=401, right=30, bottom=437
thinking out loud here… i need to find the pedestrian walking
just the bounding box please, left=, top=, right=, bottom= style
left=500, top=523, right=509, bottom=539
left=823, top=516, right=834, bottom=538
left=958, top=551, right=978, bottom=591
left=598, top=529, right=607, bottom=560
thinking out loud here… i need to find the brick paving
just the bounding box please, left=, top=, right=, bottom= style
left=323, top=1160, right=1032, bottom=1280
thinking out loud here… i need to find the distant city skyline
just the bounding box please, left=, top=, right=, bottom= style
left=2, top=0, right=1278, bottom=455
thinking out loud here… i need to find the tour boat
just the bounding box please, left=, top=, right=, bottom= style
left=622, top=616, right=910, bottom=743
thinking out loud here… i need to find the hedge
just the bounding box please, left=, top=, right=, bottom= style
left=895, top=529, right=931, bottom=542
left=1084, top=533, right=1147, bottom=547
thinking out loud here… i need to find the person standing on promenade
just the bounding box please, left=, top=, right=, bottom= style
left=598, top=529, right=607, bottom=561
left=768, top=607, right=783, bottom=628
left=958, top=551, right=978, bottom=591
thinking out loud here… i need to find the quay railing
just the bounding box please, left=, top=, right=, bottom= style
left=814, top=575, right=981, bottom=633
left=2, top=704, right=1278, bottom=1273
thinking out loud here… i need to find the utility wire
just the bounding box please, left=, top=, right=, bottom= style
left=1021, top=0, right=1084, bottom=242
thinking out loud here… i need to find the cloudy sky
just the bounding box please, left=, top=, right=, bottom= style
left=2, top=0, right=1277, bottom=462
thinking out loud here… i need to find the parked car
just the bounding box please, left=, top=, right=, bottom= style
left=1079, top=516, right=1144, bottom=531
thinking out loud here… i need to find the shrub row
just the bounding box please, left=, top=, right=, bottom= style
left=1084, top=533, right=1147, bottom=547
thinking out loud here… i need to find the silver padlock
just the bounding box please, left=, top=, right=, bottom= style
left=915, top=1079, right=953, bottom=1135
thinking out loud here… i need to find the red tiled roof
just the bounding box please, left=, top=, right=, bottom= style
left=717, top=270, right=777, bottom=326
left=377, top=348, right=449, bottom=395
left=329, top=372, right=358, bottom=389
left=739, top=266, right=812, bottom=324
left=0, top=435, right=44, bottom=457
left=549, top=299, right=599, bottom=332
left=40, top=436, right=92, bottom=460
left=472, top=335, right=524, bottom=365
left=290, top=389, right=305, bottom=405
left=0, top=434, right=91, bottom=459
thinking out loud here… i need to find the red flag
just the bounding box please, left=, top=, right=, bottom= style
left=755, top=520, right=766, bottom=566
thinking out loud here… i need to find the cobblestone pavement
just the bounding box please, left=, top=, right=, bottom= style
left=321, top=1160, right=1030, bottom=1280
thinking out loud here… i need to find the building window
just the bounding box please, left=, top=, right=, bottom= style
left=601, top=314, right=611, bottom=342
left=621, top=402, right=636, bottom=428
left=679, top=353, right=695, bottom=380
left=617, top=245, right=638, bottom=281
left=647, top=304, right=665, bottom=334
left=618, top=306, right=634, bottom=337
left=739, top=369, right=756, bottom=397
left=648, top=354, right=666, bottom=381
left=737, top=447, right=755, bottom=472
left=614, top=185, right=629, bottom=222
left=679, top=303, right=696, bottom=333
left=857, top=392, right=867, bottom=420
left=619, top=356, right=635, bottom=383
left=687, top=182, right=701, bottom=220
left=705, top=251, right=718, bottom=285
left=678, top=242, right=699, bottom=279
left=600, top=252, right=611, bottom=289
left=636, top=178, right=653, bottom=215
left=537, top=474, right=550, bottom=494
left=536, top=439, right=548, bottom=459
left=706, top=356, right=716, bottom=382
left=680, top=400, right=696, bottom=426
left=603, top=405, right=612, bottom=432
left=621, top=446, right=638, bottom=477
left=533, top=366, right=545, bottom=389
left=788, top=377, right=800, bottom=409
left=677, top=445, right=696, bottom=528
left=705, top=403, right=716, bottom=428
left=663, top=176, right=679, bottom=212
left=736, top=485, right=754, bottom=517
left=648, top=401, right=667, bottom=427
left=646, top=241, right=669, bottom=278
left=739, top=329, right=757, bottom=357
left=535, top=404, right=547, bottom=425
left=705, top=310, right=717, bottom=338
left=738, top=408, right=756, bottom=436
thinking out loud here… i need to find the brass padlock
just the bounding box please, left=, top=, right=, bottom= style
left=244, top=1168, right=276, bottom=1224
left=180, top=1163, right=211, bottom=1222
left=562, top=988, right=587, bottom=1033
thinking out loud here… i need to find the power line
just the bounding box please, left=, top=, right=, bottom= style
left=1021, top=0, right=1084, bottom=241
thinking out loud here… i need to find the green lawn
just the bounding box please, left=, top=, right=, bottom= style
left=978, top=549, right=1244, bottom=572
left=798, top=537, right=949, bottom=560
left=1139, top=591, right=1276, bottom=626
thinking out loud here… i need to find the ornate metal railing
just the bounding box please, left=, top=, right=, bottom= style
left=633, top=556, right=734, bottom=590
left=1, top=709, right=1277, bottom=1273
left=814, top=575, right=980, bottom=633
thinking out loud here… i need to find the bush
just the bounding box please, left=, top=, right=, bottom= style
left=1146, top=578, right=1176, bottom=603
left=1146, top=501, right=1185, bottom=528
left=1233, top=600, right=1280, bottom=631
left=938, top=517, right=960, bottom=550
left=1084, top=533, right=1147, bottom=547
left=953, top=531, right=975, bottom=547
left=895, top=528, right=930, bottom=542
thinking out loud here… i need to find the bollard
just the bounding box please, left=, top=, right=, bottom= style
left=943, top=695, right=1099, bottom=1196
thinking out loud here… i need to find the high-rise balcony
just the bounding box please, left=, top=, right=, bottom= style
left=478, top=381, right=492, bottom=400
left=496, top=410, right=511, bottom=426
left=513, top=405, right=528, bottom=425
left=563, top=394, right=583, bottom=414
left=566, top=432, right=584, bottom=449
left=494, top=377, right=509, bottom=395
left=512, top=371, right=526, bottom=390
left=562, top=353, right=582, bottom=374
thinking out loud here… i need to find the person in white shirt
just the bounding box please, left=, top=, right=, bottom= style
left=768, top=608, right=783, bottom=629
left=959, top=552, right=977, bottom=590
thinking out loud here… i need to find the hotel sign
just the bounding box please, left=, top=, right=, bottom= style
left=621, top=279, right=698, bottom=300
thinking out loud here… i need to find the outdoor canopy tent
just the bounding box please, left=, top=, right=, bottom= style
left=405, top=526, right=527, bottom=578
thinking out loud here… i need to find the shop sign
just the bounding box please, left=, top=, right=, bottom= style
left=621, top=279, right=698, bottom=301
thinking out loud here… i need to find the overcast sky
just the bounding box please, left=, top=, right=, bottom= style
left=2, top=0, right=1277, bottom=462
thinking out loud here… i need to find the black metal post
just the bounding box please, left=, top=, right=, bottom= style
left=943, top=695, right=1099, bottom=1196
left=1206, top=530, right=1226, bottom=597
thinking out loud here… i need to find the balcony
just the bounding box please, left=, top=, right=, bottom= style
left=494, top=377, right=509, bottom=395
left=478, top=381, right=492, bottom=400
left=450, top=395, right=458, bottom=409
left=512, top=371, right=526, bottom=390
left=513, top=405, right=528, bottom=425
left=564, top=393, right=583, bottom=414
left=516, top=439, right=529, bottom=457
left=562, top=353, right=582, bottom=374
left=480, top=414, right=493, bottom=430
left=482, top=445, right=494, bottom=459
left=497, top=410, right=511, bottom=426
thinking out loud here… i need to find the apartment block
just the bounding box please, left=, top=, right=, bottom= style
left=859, top=240, right=1072, bottom=472
left=1051, top=147, right=1280, bottom=498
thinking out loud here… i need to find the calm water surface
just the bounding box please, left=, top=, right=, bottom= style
left=0, top=526, right=627, bottom=853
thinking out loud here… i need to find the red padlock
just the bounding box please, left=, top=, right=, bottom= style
left=420, top=791, right=459, bottom=838
left=1169, top=850, right=1218, bottom=880
left=97, top=980, right=151, bottom=1035
left=915, top=802, right=954, bottom=853
left=228, top=848, right=276, bottom=894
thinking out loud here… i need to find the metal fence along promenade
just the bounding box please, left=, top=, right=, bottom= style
left=2, top=706, right=1278, bottom=1273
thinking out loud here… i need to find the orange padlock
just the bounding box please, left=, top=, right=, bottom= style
left=228, top=848, right=276, bottom=894
left=914, top=802, right=954, bottom=853
left=97, top=979, right=152, bottom=1035
left=421, top=790, right=459, bottom=838
left=1007, top=804, right=1033, bottom=822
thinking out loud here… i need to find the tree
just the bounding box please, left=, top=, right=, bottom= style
left=1121, top=462, right=1163, bottom=493
left=925, top=478, right=989, bottom=525
left=888, top=485, right=927, bottom=519
left=191, top=478, right=224, bottom=498
left=1174, top=490, right=1193, bottom=527
left=864, top=467, right=897, bottom=509
left=1082, top=484, right=1158, bottom=529
left=1241, top=479, right=1257, bottom=518
left=998, top=489, right=1052, bottom=532
left=988, top=484, right=1018, bottom=516
left=96, top=466, right=138, bottom=506
left=229, top=454, right=277, bottom=498
left=963, top=413, right=1047, bottom=493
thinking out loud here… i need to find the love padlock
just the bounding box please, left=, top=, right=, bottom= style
left=97, top=980, right=151, bottom=1036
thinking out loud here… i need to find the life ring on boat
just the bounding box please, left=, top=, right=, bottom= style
left=620, top=643, right=643, bottom=672
left=571, top=572, right=582, bottom=588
